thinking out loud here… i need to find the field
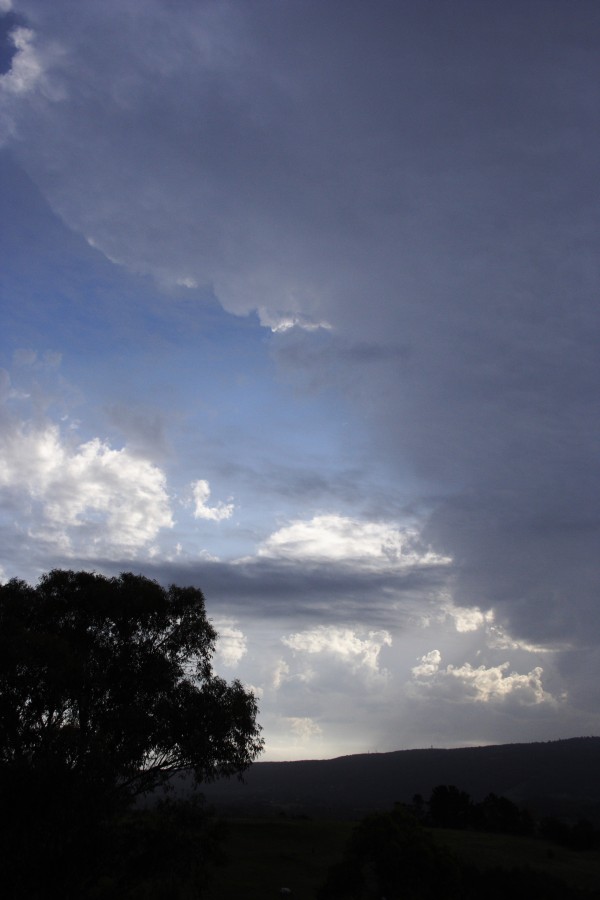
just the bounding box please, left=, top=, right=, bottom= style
left=203, top=817, right=353, bottom=900
left=434, top=827, right=600, bottom=894
left=203, top=815, right=600, bottom=899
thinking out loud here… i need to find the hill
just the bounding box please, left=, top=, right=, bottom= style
left=193, top=737, right=600, bottom=821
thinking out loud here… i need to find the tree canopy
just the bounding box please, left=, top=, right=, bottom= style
left=0, top=569, right=263, bottom=897
left=0, top=569, right=263, bottom=798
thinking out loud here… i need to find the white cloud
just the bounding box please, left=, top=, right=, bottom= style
left=487, top=624, right=560, bottom=654
left=411, top=649, right=558, bottom=706
left=272, top=658, right=290, bottom=690
left=282, top=625, right=392, bottom=679
left=212, top=617, right=247, bottom=667
left=412, top=649, right=441, bottom=678
left=0, top=27, right=42, bottom=96
left=191, top=479, right=234, bottom=521
left=0, top=421, right=173, bottom=556
left=258, top=307, right=332, bottom=334
left=446, top=661, right=552, bottom=704
left=257, top=514, right=451, bottom=570
left=286, top=716, right=322, bottom=742
left=445, top=603, right=494, bottom=633
left=441, top=603, right=556, bottom=655
left=0, top=18, right=66, bottom=145
left=263, top=714, right=326, bottom=759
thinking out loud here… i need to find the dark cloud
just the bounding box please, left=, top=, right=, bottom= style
left=3, top=0, right=600, bottom=698
left=105, top=403, right=171, bottom=462
left=81, top=555, right=449, bottom=631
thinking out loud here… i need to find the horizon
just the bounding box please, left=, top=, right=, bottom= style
left=2, top=0, right=600, bottom=761
left=257, top=734, right=600, bottom=765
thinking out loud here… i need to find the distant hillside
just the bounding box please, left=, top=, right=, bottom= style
left=192, top=737, right=600, bottom=821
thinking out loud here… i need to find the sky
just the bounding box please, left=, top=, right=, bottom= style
left=1, top=0, right=600, bottom=761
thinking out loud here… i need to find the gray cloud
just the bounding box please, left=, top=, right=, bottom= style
left=119, top=557, right=450, bottom=631
left=3, top=1, right=600, bottom=682
left=105, top=403, right=171, bottom=462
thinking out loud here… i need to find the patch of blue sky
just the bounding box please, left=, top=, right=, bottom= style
left=1, top=151, right=376, bottom=564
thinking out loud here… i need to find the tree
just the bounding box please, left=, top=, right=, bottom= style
left=318, top=804, right=581, bottom=900
left=0, top=569, right=263, bottom=897
left=427, top=784, right=472, bottom=829
left=318, top=804, right=462, bottom=900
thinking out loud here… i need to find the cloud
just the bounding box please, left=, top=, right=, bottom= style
left=444, top=604, right=495, bottom=633
left=411, top=649, right=441, bottom=678
left=257, top=514, right=451, bottom=570
left=0, top=420, right=173, bottom=557
left=105, top=404, right=170, bottom=461
left=258, top=308, right=332, bottom=334
left=411, top=650, right=559, bottom=707
left=446, top=662, right=553, bottom=705
left=261, top=714, right=326, bottom=760
left=272, top=658, right=290, bottom=690
left=190, top=479, right=234, bottom=521
left=0, top=13, right=65, bottom=142
left=282, top=625, right=392, bottom=681
left=0, top=26, right=40, bottom=95
left=286, top=716, right=322, bottom=742
left=3, top=0, right=600, bottom=754
left=212, top=616, right=247, bottom=667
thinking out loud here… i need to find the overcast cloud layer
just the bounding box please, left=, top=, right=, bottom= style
left=1, top=0, right=600, bottom=759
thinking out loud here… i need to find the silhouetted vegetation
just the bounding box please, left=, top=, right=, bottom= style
left=0, top=569, right=263, bottom=898
left=420, top=783, right=600, bottom=850
left=318, top=804, right=463, bottom=899
left=423, top=784, right=534, bottom=835
left=540, top=816, right=599, bottom=851
left=318, top=802, right=598, bottom=899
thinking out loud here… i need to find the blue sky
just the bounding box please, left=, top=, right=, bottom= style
left=1, top=0, right=600, bottom=760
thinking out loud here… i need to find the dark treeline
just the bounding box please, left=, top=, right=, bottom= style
left=412, top=784, right=600, bottom=851
left=318, top=801, right=600, bottom=900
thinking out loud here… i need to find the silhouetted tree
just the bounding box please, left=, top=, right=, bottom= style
left=319, top=804, right=589, bottom=900
left=428, top=784, right=472, bottom=829
left=318, top=803, right=462, bottom=899
left=476, top=793, right=534, bottom=835
left=0, top=569, right=263, bottom=897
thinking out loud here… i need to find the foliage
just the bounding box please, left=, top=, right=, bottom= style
left=85, top=796, right=228, bottom=899
left=427, top=784, right=472, bottom=829
left=423, top=783, right=600, bottom=849
left=317, top=803, right=463, bottom=900
left=0, top=569, right=263, bottom=898
left=540, top=816, right=599, bottom=851
left=425, top=784, right=533, bottom=835
left=318, top=804, right=594, bottom=900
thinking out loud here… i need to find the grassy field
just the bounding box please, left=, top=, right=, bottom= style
left=433, top=826, right=600, bottom=894
left=203, top=816, right=353, bottom=900
left=203, top=815, right=600, bottom=899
